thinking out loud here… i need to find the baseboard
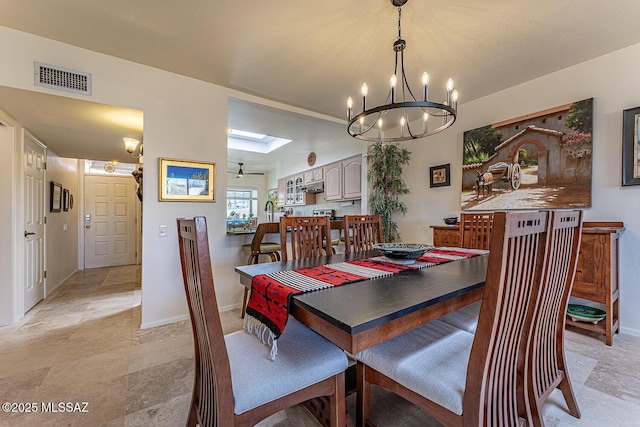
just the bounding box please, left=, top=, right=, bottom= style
left=139, top=303, right=242, bottom=330
left=620, top=326, right=640, bottom=338
left=219, top=302, right=242, bottom=312
left=140, top=313, right=190, bottom=330
left=46, top=269, right=78, bottom=296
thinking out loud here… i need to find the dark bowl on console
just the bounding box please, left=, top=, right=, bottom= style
left=373, top=243, right=433, bottom=260
left=443, top=217, right=459, bottom=226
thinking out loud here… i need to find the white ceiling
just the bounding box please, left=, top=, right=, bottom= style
left=1, top=0, right=640, bottom=165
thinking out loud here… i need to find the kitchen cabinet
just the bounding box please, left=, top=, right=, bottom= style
left=432, top=221, right=625, bottom=346
left=323, top=162, right=342, bottom=201
left=342, top=156, right=362, bottom=200
left=283, top=173, right=316, bottom=206
left=323, top=155, right=362, bottom=201
left=285, top=177, right=295, bottom=205
left=304, top=168, right=323, bottom=184
left=568, top=221, right=624, bottom=345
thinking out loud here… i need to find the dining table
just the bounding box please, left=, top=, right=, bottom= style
left=235, top=249, right=489, bottom=354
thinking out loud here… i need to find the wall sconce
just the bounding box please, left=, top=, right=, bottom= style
left=123, top=137, right=143, bottom=159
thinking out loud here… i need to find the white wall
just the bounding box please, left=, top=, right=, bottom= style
left=44, top=151, right=79, bottom=294
left=398, top=43, right=640, bottom=335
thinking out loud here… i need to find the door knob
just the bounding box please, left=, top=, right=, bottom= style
left=24, top=231, right=35, bottom=237
left=85, top=225, right=91, bottom=229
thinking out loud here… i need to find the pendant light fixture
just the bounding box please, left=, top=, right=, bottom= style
left=346, top=0, right=458, bottom=142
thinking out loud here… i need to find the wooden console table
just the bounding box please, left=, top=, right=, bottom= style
left=431, top=220, right=625, bottom=345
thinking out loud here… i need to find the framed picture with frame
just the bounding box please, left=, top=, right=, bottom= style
left=622, top=106, right=640, bottom=186
left=158, top=158, right=216, bottom=202
left=63, top=189, right=70, bottom=211
left=430, top=164, right=451, bottom=188
left=50, top=181, right=62, bottom=212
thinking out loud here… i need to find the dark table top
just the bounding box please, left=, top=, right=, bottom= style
left=235, top=250, right=488, bottom=337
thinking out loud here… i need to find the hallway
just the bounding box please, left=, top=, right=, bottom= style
left=1, top=265, right=640, bottom=426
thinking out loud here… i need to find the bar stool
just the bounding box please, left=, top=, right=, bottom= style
left=240, top=222, right=281, bottom=318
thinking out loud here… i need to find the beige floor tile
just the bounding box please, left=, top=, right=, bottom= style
left=128, top=333, right=193, bottom=373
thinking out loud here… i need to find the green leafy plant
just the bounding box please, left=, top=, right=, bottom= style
left=366, top=142, right=411, bottom=242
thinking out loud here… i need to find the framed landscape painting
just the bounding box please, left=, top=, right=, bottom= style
left=461, top=98, right=593, bottom=211
left=158, top=158, right=216, bottom=202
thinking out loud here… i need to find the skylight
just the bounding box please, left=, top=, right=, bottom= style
left=227, top=128, right=292, bottom=154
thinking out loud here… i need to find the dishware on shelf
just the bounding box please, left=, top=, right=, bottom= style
left=443, top=217, right=459, bottom=225
left=567, top=304, right=606, bottom=324
left=373, top=243, right=433, bottom=260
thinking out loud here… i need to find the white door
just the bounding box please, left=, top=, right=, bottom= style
left=23, top=132, right=46, bottom=311
left=84, top=175, right=136, bottom=268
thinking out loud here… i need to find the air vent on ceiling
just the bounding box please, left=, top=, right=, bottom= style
left=34, top=61, right=92, bottom=95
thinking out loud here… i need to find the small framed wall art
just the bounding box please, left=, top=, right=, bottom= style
left=158, top=158, right=216, bottom=202
left=430, top=164, right=451, bottom=188
left=63, top=189, right=70, bottom=211
left=622, top=106, right=640, bottom=186
left=50, top=181, right=63, bottom=212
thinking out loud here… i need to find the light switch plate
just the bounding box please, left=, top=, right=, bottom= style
left=159, top=225, right=167, bottom=237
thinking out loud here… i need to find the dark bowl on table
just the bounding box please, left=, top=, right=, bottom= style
left=373, top=243, right=433, bottom=260
left=443, top=217, right=459, bottom=226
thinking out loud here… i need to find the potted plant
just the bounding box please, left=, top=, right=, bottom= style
left=367, top=142, right=411, bottom=242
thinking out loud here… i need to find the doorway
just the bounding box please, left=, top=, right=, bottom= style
left=23, top=131, right=46, bottom=311
left=84, top=174, right=138, bottom=269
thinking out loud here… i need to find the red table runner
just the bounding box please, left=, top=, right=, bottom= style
left=244, top=247, right=488, bottom=359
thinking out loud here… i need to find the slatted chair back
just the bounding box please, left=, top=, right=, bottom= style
left=177, top=217, right=234, bottom=426
left=343, top=215, right=384, bottom=253
left=280, top=215, right=332, bottom=261
left=522, top=210, right=583, bottom=425
left=460, top=212, right=494, bottom=250
left=464, top=210, right=550, bottom=426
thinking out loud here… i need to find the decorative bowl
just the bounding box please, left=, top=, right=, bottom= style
left=373, top=243, right=433, bottom=260
left=567, top=304, right=606, bottom=324
left=443, top=217, right=459, bottom=225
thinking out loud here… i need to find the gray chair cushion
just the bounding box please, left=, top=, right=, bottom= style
left=438, top=301, right=481, bottom=334
left=354, top=320, right=473, bottom=416
left=226, top=316, right=348, bottom=415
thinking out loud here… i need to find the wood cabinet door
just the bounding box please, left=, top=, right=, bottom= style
left=324, top=163, right=342, bottom=201
left=573, top=234, right=606, bottom=297
left=433, top=228, right=460, bottom=247
left=294, top=174, right=304, bottom=204
left=343, top=157, right=362, bottom=199
left=285, top=177, right=295, bottom=205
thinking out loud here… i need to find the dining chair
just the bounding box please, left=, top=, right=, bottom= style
left=343, top=215, right=383, bottom=253
left=240, top=222, right=281, bottom=319
left=521, top=209, right=583, bottom=426
left=354, top=211, right=550, bottom=427
left=177, top=217, right=348, bottom=427
left=280, top=215, right=332, bottom=261
left=459, top=212, right=494, bottom=250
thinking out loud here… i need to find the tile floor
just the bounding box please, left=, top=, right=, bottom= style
left=1, top=265, right=639, bottom=426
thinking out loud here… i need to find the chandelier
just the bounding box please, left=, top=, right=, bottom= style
left=346, top=0, right=458, bottom=142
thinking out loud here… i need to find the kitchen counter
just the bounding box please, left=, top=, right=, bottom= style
left=226, top=228, right=256, bottom=235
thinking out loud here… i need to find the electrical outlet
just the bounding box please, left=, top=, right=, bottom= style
left=159, top=225, right=167, bottom=237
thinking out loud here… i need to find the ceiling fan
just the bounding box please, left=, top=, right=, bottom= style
left=228, top=163, right=265, bottom=178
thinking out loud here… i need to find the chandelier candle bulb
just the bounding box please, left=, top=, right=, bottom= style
left=390, top=74, right=397, bottom=103
left=400, top=116, right=406, bottom=136
left=378, top=118, right=383, bottom=139
left=452, top=90, right=459, bottom=110
left=423, top=112, right=429, bottom=132
left=361, top=83, right=368, bottom=111
left=347, top=96, right=353, bottom=120
left=422, top=72, right=429, bottom=101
